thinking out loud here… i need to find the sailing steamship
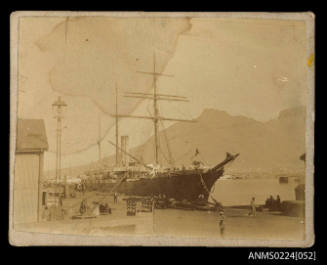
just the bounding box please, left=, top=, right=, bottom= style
left=89, top=53, right=239, bottom=202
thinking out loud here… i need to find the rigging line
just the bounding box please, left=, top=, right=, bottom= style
left=143, top=107, right=156, bottom=162
left=199, top=171, right=219, bottom=203
left=146, top=104, right=152, bottom=116
left=47, top=98, right=155, bottom=156
left=211, top=182, right=216, bottom=193
left=159, top=118, right=174, bottom=166
left=157, top=126, right=173, bottom=165
left=47, top=141, right=99, bottom=156
left=46, top=118, right=236, bottom=156
left=48, top=110, right=262, bottom=156
left=168, top=101, right=193, bottom=120
left=75, top=100, right=176, bottom=155
left=198, top=153, right=209, bottom=166
left=158, top=140, right=169, bottom=164
left=74, top=91, right=154, bottom=152
left=97, top=119, right=117, bottom=143
left=46, top=113, right=118, bottom=155
left=157, top=132, right=173, bottom=167
left=174, top=148, right=194, bottom=163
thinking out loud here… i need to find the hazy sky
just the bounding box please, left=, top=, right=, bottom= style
left=15, top=15, right=309, bottom=170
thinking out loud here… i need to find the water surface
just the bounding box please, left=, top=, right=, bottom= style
left=209, top=178, right=298, bottom=206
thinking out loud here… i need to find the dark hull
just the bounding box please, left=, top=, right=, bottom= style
left=98, top=168, right=224, bottom=201
left=86, top=153, right=239, bottom=201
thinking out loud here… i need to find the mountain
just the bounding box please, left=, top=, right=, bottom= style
left=130, top=106, right=306, bottom=176
left=50, top=106, right=306, bottom=178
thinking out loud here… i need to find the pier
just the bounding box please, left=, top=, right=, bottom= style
left=15, top=191, right=154, bottom=236
left=14, top=190, right=304, bottom=241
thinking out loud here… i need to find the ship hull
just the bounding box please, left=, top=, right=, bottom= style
left=97, top=168, right=224, bottom=201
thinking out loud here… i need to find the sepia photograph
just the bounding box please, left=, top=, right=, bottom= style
left=9, top=11, right=314, bottom=246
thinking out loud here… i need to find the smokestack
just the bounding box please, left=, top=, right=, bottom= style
left=121, top=135, right=129, bottom=167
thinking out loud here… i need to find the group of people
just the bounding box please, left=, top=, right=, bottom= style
left=265, top=195, right=281, bottom=211
left=76, top=190, right=118, bottom=218
left=99, top=202, right=111, bottom=214
left=79, top=198, right=112, bottom=216
left=75, top=180, right=87, bottom=194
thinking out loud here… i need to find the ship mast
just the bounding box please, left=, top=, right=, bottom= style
left=152, top=53, right=159, bottom=165
left=111, top=52, right=195, bottom=167
left=97, top=112, right=101, bottom=161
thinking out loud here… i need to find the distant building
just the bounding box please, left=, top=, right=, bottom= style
left=13, top=119, right=48, bottom=225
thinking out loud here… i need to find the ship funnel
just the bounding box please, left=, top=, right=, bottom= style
left=121, top=135, right=129, bottom=167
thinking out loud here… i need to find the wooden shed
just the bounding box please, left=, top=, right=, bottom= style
left=13, top=119, right=48, bottom=225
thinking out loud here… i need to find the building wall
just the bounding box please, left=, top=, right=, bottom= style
left=13, top=153, right=40, bottom=225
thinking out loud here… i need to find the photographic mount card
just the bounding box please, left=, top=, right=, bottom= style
left=9, top=11, right=314, bottom=247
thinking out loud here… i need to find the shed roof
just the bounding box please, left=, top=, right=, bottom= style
left=16, top=119, right=48, bottom=152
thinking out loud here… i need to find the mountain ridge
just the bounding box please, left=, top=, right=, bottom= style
left=46, top=105, right=306, bottom=178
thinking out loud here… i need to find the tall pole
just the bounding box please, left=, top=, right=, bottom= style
left=56, top=118, right=59, bottom=181
left=97, top=112, right=102, bottom=161
left=115, top=84, right=119, bottom=166
left=52, top=96, right=67, bottom=184
left=58, top=116, right=62, bottom=182
left=153, top=53, right=159, bottom=166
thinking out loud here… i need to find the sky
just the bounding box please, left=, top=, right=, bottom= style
left=15, top=14, right=310, bottom=171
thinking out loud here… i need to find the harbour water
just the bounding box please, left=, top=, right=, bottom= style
left=209, top=178, right=299, bottom=206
